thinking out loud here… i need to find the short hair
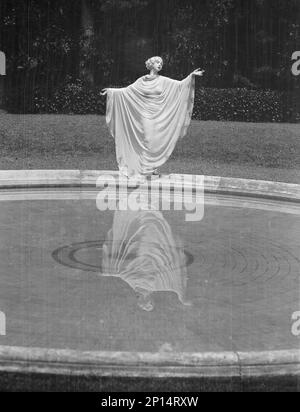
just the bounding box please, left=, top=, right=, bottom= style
left=145, top=56, right=163, bottom=71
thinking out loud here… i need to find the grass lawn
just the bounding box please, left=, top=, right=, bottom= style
left=0, top=114, right=299, bottom=184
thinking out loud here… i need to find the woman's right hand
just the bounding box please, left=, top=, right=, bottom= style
left=100, top=88, right=108, bottom=96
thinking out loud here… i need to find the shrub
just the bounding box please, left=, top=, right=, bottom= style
left=33, top=77, right=106, bottom=115
left=193, top=88, right=295, bottom=123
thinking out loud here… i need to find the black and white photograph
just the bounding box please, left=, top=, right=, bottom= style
left=0, top=0, right=299, bottom=393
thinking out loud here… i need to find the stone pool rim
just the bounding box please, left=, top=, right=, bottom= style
left=0, top=169, right=299, bottom=202
left=0, top=346, right=299, bottom=379
left=0, top=169, right=299, bottom=380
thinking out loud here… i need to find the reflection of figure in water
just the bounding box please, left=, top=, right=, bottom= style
left=102, top=209, right=191, bottom=311
left=101, top=56, right=205, bottom=178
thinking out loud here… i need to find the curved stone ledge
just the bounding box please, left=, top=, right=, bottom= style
left=0, top=170, right=299, bottom=202
left=0, top=346, right=299, bottom=379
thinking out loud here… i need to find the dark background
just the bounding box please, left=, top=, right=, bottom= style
left=0, top=0, right=299, bottom=119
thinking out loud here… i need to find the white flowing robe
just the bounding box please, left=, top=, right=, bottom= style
left=106, top=74, right=196, bottom=177
left=102, top=210, right=189, bottom=309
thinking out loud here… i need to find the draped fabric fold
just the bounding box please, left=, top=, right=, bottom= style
left=106, top=74, right=195, bottom=177
left=102, top=210, right=189, bottom=311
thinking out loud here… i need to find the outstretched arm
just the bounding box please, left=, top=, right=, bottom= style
left=191, top=68, right=205, bottom=77
left=101, top=88, right=119, bottom=96
left=179, top=68, right=205, bottom=84
left=100, top=88, right=108, bottom=96
left=100, top=84, right=132, bottom=96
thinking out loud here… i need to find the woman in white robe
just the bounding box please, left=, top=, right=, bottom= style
left=101, top=208, right=192, bottom=312
left=101, top=57, right=205, bottom=178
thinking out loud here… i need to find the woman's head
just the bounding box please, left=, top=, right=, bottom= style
left=135, top=287, right=154, bottom=312
left=145, top=56, right=163, bottom=72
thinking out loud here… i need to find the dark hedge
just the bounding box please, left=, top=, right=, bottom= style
left=28, top=79, right=298, bottom=123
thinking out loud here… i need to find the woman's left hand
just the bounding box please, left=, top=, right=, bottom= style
left=192, top=68, right=205, bottom=77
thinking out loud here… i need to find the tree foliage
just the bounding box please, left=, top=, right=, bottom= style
left=0, top=0, right=299, bottom=112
